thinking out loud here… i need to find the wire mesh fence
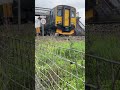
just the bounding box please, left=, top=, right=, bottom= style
left=0, top=0, right=35, bottom=89
left=35, top=36, right=85, bottom=90
left=0, top=35, right=35, bottom=90
left=86, top=54, right=120, bottom=90
left=86, top=24, right=120, bottom=90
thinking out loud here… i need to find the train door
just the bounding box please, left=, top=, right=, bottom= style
left=2, top=3, right=13, bottom=24
left=3, top=3, right=12, bottom=18
left=64, top=9, right=70, bottom=26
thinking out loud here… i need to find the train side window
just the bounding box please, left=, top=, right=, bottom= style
left=57, top=9, right=62, bottom=16
left=71, top=11, right=75, bottom=18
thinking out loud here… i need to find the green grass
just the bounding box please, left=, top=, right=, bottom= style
left=0, top=24, right=35, bottom=89
left=86, top=33, right=120, bottom=89
left=88, top=34, right=120, bottom=61
left=35, top=36, right=85, bottom=90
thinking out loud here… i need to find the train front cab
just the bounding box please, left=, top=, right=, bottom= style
left=55, top=5, right=76, bottom=35
left=85, top=0, right=98, bottom=22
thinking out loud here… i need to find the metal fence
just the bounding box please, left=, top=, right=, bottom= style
left=86, top=54, right=120, bottom=90
left=35, top=37, right=85, bottom=90
left=0, top=35, right=35, bottom=90
left=86, top=24, right=120, bottom=90
left=0, top=0, right=35, bottom=89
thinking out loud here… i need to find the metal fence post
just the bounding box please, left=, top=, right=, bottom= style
left=42, top=24, right=44, bottom=36
left=18, top=0, right=21, bottom=31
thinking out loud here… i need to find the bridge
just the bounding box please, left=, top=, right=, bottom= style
left=35, top=7, right=51, bottom=16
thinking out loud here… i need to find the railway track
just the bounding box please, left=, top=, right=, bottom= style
left=86, top=20, right=120, bottom=24
left=36, top=36, right=85, bottom=42
left=86, top=23, right=120, bottom=33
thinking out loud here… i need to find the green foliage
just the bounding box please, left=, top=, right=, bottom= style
left=87, top=33, right=120, bottom=89
left=0, top=24, right=35, bottom=89
left=35, top=37, right=85, bottom=90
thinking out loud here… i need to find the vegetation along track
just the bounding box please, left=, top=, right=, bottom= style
left=35, top=36, right=85, bottom=90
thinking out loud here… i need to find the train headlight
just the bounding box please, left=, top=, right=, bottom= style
left=71, top=22, right=74, bottom=25
left=58, top=21, right=62, bottom=24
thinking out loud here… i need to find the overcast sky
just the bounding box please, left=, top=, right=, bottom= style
left=35, top=0, right=85, bottom=25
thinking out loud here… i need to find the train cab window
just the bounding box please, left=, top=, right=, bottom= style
left=50, top=11, right=53, bottom=18
left=57, top=9, right=62, bottom=16
left=71, top=11, right=75, bottom=18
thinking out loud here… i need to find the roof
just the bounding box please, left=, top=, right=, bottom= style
left=53, top=5, right=76, bottom=10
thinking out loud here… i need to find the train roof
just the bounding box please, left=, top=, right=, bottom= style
left=53, top=5, right=76, bottom=10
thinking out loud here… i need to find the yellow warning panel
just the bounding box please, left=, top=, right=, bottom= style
left=56, top=29, right=74, bottom=35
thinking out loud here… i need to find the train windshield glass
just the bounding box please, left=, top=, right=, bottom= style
left=57, top=9, right=62, bottom=16
left=71, top=11, right=75, bottom=18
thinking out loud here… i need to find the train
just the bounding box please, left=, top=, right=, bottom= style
left=0, top=0, right=34, bottom=25
left=85, top=0, right=97, bottom=23
left=86, top=0, right=120, bottom=23
left=43, top=5, right=77, bottom=36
